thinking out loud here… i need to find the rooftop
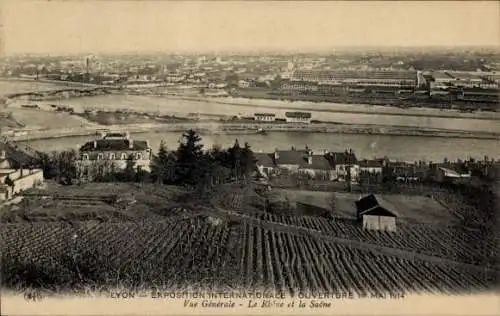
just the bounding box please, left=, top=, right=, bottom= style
left=355, top=194, right=400, bottom=217
left=325, top=151, right=358, bottom=165
left=285, top=111, right=312, bottom=118
left=79, top=139, right=149, bottom=152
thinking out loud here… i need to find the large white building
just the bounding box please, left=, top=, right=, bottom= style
left=284, top=112, right=312, bottom=124
left=76, top=132, right=152, bottom=182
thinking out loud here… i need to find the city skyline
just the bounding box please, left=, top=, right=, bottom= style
left=1, top=1, right=499, bottom=56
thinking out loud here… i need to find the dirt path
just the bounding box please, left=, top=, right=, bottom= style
left=210, top=206, right=500, bottom=275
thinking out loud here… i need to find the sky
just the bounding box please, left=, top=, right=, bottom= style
left=1, top=0, right=499, bottom=56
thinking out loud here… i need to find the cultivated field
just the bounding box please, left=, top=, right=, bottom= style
left=1, top=219, right=498, bottom=295
left=212, top=186, right=500, bottom=267
left=1, top=183, right=498, bottom=295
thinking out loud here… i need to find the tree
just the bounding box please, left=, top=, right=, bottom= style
left=175, top=129, right=206, bottom=186
left=150, top=141, right=174, bottom=184
left=227, top=139, right=242, bottom=180
left=240, top=142, right=256, bottom=181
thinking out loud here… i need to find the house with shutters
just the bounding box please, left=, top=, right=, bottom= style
left=76, top=131, right=152, bottom=182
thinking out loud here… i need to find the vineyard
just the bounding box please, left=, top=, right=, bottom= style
left=228, top=209, right=500, bottom=268
left=210, top=185, right=499, bottom=267
left=1, top=218, right=498, bottom=294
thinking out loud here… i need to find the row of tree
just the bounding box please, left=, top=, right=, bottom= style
left=150, top=130, right=256, bottom=190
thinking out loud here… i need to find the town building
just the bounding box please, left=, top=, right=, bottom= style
left=76, top=132, right=152, bottom=182
left=324, top=150, right=359, bottom=182
left=290, top=69, right=418, bottom=89
left=359, top=159, right=385, bottom=174
left=253, top=113, right=276, bottom=122
left=254, top=153, right=276, bottom=178
left=255, top=148, right=335, bottom=180
left=430, top=164, right=472, bottom=183
left=284, top=111, right=312, bottom=124
left=355, top=194, right=399, bottom=232
left=0, top=150, right=44, bottom=202
left=385, top=161, right=427, bottom=182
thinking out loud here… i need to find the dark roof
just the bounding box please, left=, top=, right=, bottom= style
left=79, top=139, right=148, bottom=152
left=285, top=111, right=312, bottom=118
left=254, top=113, right=276, bottom=116
left=104, top=132, right=129, bottom=138
left=325, top=151, right=358, bottom=165
left=273, top=150, right=332, bottom=170
left=355, top=194, right=399, bottom=217
left=359, top=159, right=384, bottom=168
left=300, top=155, right=332, bottom=170
left=254, top=153, right=275, bottom=168
left=275, top=150, right=304, bottom=165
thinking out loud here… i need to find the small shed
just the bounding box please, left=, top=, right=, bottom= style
left=355, top=194, right=399, bottom=232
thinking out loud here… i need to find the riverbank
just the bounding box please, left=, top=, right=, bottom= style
left=3, top=79, right=499, bottom=121
left=5, top=121, right=500, bottom=143
left=157, top=94, right=500, bottom=121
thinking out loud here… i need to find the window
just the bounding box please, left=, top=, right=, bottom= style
left=136, top=153, right=142, bottom=160
left=97, top=153, right=104, bottom=160
left=121, top=153, right=128, bottom=160
left=97, top=165, right=104, bottom=176
left=82, top=154, right=89, bottom=160
left=109, top=153, right=116, bottom=160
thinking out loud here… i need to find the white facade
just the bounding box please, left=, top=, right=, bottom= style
left=254, top=114, right=276, bottom=121
left=335, top=164, right=360, bottom=182
left=0, top=169, right=44, bottom=202
left=359, top=166, right=383, bottom=174
left=285, top=116, right=312, bottom=124
left=362, top=215, right=396, bottom=232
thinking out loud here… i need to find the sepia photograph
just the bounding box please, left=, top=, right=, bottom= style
left=0, top=0, right=499, bottom=315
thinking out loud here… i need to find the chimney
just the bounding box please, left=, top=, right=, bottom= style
left=274, top=149, right=279, bottom=160
left=307, top=156, right=312, bottom=165
left=129, top=139, right=134, bottom=149
left=146, top=140, right=150, bottom=149
left=93, top=140, right=97, bottom=148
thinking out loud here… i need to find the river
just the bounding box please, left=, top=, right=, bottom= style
left=21, top=131, right=499, bottom=162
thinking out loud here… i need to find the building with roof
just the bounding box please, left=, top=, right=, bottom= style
left=359, top=159, right=385, bottom=174
left=290, top=69, right=418, bottom=89
left=254, top=153, right=275, bottom=178
left=256, top=148, right=335, bottom=180
left=355, top=194, right=399, bottom=232
left=324, top=150, right=359, bottom=182
left=431, top=164, right=472, bottom=183
left=253, top=113, right=276, bottom=122
left=285, top=111, right=312, bottom=124
left=76, top=131, right=152, bottom=182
